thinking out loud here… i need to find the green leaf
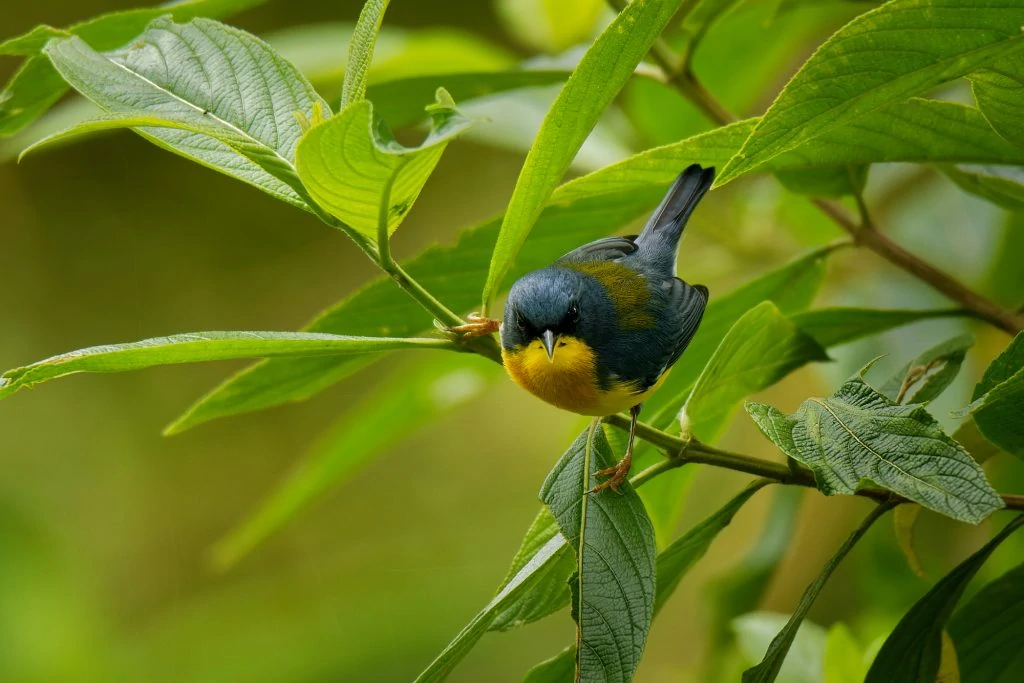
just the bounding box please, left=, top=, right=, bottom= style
left=413, top=533, right=568, bottom=683
left=878, top=333, right=974, bottom=405
left=949, top=561, right=1024, bottom=683
left=681, top=302, right=829, bottom=441
left=775, top=165, right=868, bottom=198
left=735, top=613, right=827, bottom=683
left=523, top=646, right=577, bottom=683
left=962, top=332, right=1024, bottom=459
left=952, top=417, right=1003, bottom=465
left=481, top=0, right=690, bottom=311
left=0, top=0, right=271, bottom=136
left=495, top=0, right=604, bottom=54
left=654, top=479, right=771, bottom=616
left=941, top=164, right=1024, bottom=211
left=893, top=504, right=928, bottom=579
left=747, top=367, right=1004, bottom=524
left=742, top=502, right=894, bottom=683
left=971, top=55, right=1024, bottom=147
left=211, top=355, right=498, bottom=568
left=865, top=514, right=1024, bottom=682
left=789, top=306, right=969, bottom=349
left=341, top=0, right=390, bottom=109
left=295, top=89, right=475, bottom=239
left=540, top=425, right=656, bottom=683
left=716, top=0, right=1024, bottom=185
left=488, top=508, right=574, bottom=631
left=41, top=18, right=330, bottom=212
left=824, top=623, right=873, bottom=683
left=0, top=332, right=456, bottom=400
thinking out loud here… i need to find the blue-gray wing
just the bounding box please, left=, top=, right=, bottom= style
left=661, top=279, right=708, bottom=371
left=557, top=236, right=638, bottom=264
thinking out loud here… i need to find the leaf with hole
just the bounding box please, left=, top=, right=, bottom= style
left=865, top=515, right=1024, bottom=682
left=747, top=365, right=1004, bottom=524
left=716, top=0, right=1024, bottom=185
left=41, top=17, right=330, bottom=212
left=540, top=425, right=656, bottom=683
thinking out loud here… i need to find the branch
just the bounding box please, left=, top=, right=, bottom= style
left=604, top=413, right=1024, bottom=512
left=613, top=2, right=1024, bottom=335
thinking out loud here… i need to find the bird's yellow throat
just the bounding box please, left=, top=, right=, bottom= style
left=502, top=336, right=665, bottom=416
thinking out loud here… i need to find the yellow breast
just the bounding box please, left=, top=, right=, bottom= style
left=501, top=336, right=666, bottom=416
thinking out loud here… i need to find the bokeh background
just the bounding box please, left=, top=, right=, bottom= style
left=2, top=1, right=1023, bottom=681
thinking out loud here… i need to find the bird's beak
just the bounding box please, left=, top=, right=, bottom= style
left=542, top=329, right=557, bottom=361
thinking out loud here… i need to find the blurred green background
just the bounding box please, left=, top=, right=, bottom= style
left=2, top=1, right=1023, bottom=681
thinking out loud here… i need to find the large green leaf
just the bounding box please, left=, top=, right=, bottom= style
left=481, top=0, right=689, bottom=311
left=211, top=355, right=499, bottom=568
left=940, top=164, right=1024, bottom=211
left=41, top=17, right=330, bottom=212
left=961, top=332, right=1024, bottom=459
left=0, top=332, right=456, bottom=400
left=295, top=89, right=475, bottom=239
left=971, top=55, right=1024, bottom=148
left=540, top=425, right=656, bottom=683
left=789, top=306, right=970, bottom=348
left=747, top=366, right=1004, bottom=524
left=948, top=562, right=1024, bottom=683
left=742, top=503, right=894, bottom=683
left=865, top=515, right=1024, bottom=682
left=877, top=334, right=973, bottom=405
left=715, top=0, right=1024, bottom=185
left=412, top=533, right=568, bottom=683
left=0, top=0, right=269, bottom=136
left=681, top=302, right=829, bottom=441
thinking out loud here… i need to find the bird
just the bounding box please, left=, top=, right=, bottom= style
left=454, top=164, right=713, bottom=493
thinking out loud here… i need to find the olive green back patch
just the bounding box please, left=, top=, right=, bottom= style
left=565, top=261, right=654, bottom=329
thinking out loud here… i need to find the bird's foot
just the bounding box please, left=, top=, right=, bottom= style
left=449, top=313, right=500, bottom=339
left=590, top=455, right=632, bottom=495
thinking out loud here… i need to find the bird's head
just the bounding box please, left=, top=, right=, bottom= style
left=500, top=268, right=586, bottom=361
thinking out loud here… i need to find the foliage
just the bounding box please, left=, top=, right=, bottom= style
left=4, top=0, right=1024, bottom=680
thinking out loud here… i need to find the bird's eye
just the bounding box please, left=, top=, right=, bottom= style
left=516, top=312, right=528, bottom=330
left=568, top=303, right=580, bottom=323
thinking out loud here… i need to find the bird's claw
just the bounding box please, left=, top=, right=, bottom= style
left=449, top=313, right=500, bottom=339
left=589, top=459, right=632, bottom=495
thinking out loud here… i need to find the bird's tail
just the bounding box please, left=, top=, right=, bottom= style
left=635, top=164, right=715, bottom=273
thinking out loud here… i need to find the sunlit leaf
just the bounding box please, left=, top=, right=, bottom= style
left=877, top=334, right=974, bottom=405
left=960, top=332, right=1024, bottom=459
left=742, top=503, right=894, bottom=683
left=340, top=0, right=390, bottom=108
left=949, top=562, right=1024, bottom=683
left=865, top=515, right=1024, bottom=682
left=0, top=332, right=456, bottom=400
left=540, top=425, right=656, bottom=683
left=716, top=0, right=1024, bottom=185
left=748, top=365, right=1004, bottom=524
left=481, top=0, right=690, bottom=311
left=824, top=623, right=873, bottom=683
left=681, top=302, right=829, bottom=441
left=735, top=612, right=827, bottom=683
left=295, top=89, right=475, bottom=239
left=971, top=55, right=1024, bottom=148
left=41, top=17, right=330, bottom=211
left=495, top=0, right=604, bottom=54
left=0, top=0, right=270, bottom=136
left=211, top=355, right=499, bottom=568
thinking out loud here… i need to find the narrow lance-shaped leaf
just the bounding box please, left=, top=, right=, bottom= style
left=211, top=355, right=499, bottom=568
left=948, top=561, right=1024, bottom=683
left=481, top=0, right=690, bottom=312
left=540, top=424, right=656, bottom=683
left=295, top=88, right=476, bottom=240
left=866, top=515, right=1024, bottom=682
left=0, top=332, right=457, bottom=400
left=940, top=164, right=1024, bottom=211
left=680, top=301, right=829, bottom=441
left=878, top=333, right=974, bottom=405
left=341, top=0, right=390, bottom=108
left=742, top=502, right=895, bottom=683
left=747, top=362, right=1004, bottom=524
left=41, top=17, right=331, bottom=211
left=716, top=0, right=1024, bottom=185
left=960, top=332, right=1024, bottom=459
left=0, top=0, right=270, bottom=136
left=789, top=306, right=970, bottom=349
